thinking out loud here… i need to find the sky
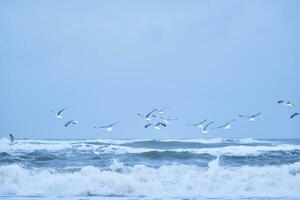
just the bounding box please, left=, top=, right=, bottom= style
left=0, top=0, right=299, bottom=139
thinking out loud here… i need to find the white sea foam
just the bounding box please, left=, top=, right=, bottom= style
left=0, top=159, right=300, bottom=198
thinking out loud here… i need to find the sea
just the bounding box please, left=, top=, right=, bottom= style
left=0, top=138, right=300, bottom=200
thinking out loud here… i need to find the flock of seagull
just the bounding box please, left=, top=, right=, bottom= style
left=7, top=99, right=299, bottom=146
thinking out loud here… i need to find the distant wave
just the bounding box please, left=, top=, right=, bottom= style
left=0, top=138, right=283, bottom=153
left=1, top=159, right=300, bottom=198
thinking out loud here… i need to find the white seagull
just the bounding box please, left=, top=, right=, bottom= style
left=160, top=117, right=177, bottom=124
left=9, top=134, right=17, bottom=145
left=137, top=109, right=158, bottom=121
left=157, top=106, right=171, bottom=115
left=214, top=119, right=235, bottom=130
left=278, top=100, right=295, bottom=108
left=291, top=112, right=300, bottom=119
left=188, top=119, right=207, bottom=129
left=51, top=107, right=68, bottom=119
left=238, top=112, right=261, bottom=122
left=145, top=122, right=167, bottom=130
left=201, top=121, right=215, bottom=133
left=94, top=121, right=120, bottom=132
left=64, top=120, right=78, bottom=127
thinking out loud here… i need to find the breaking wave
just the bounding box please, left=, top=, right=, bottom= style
left=1, top=158, right=300, bottom=198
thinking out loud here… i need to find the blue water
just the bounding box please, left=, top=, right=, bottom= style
left=0, top=138, right=300, bottom=200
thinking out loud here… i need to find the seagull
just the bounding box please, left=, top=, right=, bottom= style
left=188, top=119, right=207, bottom=129
left=290, top=112, right=300, bottom=119
left=157, top=106, right=171, bottom=115
left=214, top=119, right=235, bottom=130
left=201, top=121, right=215, bottom=133
left=278, top=100, right=295, bottom=108
left=145, top=122, right=167, bottom=130
left=137, top=109, right=158, bottom=121
left=238, top=112, right=261, bottom=122
left=94, top=121, right=120, bottom=132
left=64, top=120, right=78, bottom=127
left=51, top=107, right=68, bottom=119
left=160, top=117, right=177, bottom=124
left=9, top=134, right=17, bottom=145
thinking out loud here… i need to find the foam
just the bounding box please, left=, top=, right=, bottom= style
left=0, top=159, right=300, bottom=198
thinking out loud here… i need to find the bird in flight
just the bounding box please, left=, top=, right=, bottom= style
left=51, top=107, right=68, bottom=119
left=160, top=117, right=177, bottom=124
left=238, top=112, right=261, bottom=122
left=64, top=120, right=78, bottom=127
left=145, top=122, right=167, bottom=130
left=157, top=106, right=171, bottom=115
left=94, top=121, right=120, bottom=132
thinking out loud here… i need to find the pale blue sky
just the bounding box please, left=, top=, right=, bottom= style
left=1, top=0, right=299, bottom=139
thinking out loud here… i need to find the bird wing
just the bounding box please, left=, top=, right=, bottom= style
left=145, top=123, right=153, bottom=128
left=278, top=100, right=284, bottom=104
left=65, top=121, right=73, bottom=127
left=137, top=113, right=145, bottom=118
left=9, top=134, right=14, bottom=143
left=214, top=124, right=226, bottom=129
left=189, top=119, right=207, bottom=126
left=238, top=115, right=250, bottom=118
left=146, top=109, right=158, bottom=118
left=251, top=112, right=261, bottom=118
left=215, top=119, right=235, bottom=129
left=199, top=119, right=207, bottom=125
left=57, top=107, right=68, bottom=116
left=156, top=122, right=167, bottom=127
left=107, top=121, right=120, bottom=128
left=291, top=113, right=300, bottom=119
left=203, top=121, right=214, bottom=131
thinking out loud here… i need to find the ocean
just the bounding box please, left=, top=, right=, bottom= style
left=0, top=138, right=300, bottom=200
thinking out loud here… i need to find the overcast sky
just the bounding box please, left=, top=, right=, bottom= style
left=1, top=0, right=299, bottom=139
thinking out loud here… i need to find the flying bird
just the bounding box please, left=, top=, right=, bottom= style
left=278, top=100, right=295, bottom=108
left=238, top=112, right=261, bottom=122
left=94, top=121, right=120, bottom=132
left=157, top=106, right=171, bottom=115
left=214, top=119, right=235, bottom=130
left=160, top=117, right=177, bottom=124
left=188, top=119, right=207, bottom=129
left=9, top=134, right=17, bottom=145
left=201, top=121, right=215, bottom=133
left=137, top=109, right=158, bottom=121
left=290, top=112, right=300, bottom=119
left=51, top=107, right=68, bottom=119
left=64, top=120, right=78, bottom=127
left=145, top=122, right=167, bottom=130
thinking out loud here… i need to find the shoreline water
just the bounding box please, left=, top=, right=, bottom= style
left=1, top=138, right=300, bottom=200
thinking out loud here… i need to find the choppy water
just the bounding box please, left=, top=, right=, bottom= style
left=1, top=138, right=300, bottom=200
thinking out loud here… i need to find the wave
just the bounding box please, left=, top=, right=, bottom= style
left=99, top=144, right=300, bottom=157
left=0, top=138, right=276, bottom=152
left=0, top=159, right=300, bottom=198
left=2, top=140, right=300, bottom=158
